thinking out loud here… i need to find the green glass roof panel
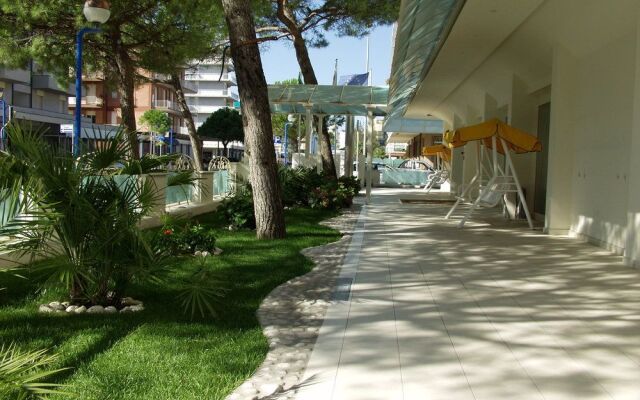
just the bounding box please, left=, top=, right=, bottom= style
left=387, top=0, right=465, bottom=122
left=268, top=84, right=388, bottom=116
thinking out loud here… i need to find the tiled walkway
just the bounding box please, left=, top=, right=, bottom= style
left=296, top=188, right=640, bottom=400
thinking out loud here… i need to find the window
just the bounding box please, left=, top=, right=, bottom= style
left=393, top=144, right=407, bottom=152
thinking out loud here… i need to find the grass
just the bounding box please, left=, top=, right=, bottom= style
left=0, top=207, right=341, bottom=400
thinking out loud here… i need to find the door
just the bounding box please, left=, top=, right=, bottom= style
left=534, top=102, right=550, bottom=215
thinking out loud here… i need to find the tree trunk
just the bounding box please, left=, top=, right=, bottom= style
left=276, top=4, right=337, bottom=178
left=221, top=0, right=286, bottom=240
left=223, top=142, right=229, bottom=157
left=110, top=37, right=140, bottom=159
left=170, top=72, right=203, bottom=171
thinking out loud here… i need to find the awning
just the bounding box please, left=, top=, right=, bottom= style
left=422, top=144, right=451, bottom=161
left=268, top=84, right=388, bottom=116
left=386, top=0, right=465, bottom=122
left=444, top=119, right=542, bottom=154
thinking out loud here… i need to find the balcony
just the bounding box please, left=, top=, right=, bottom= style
left=184, top=72, right=236, bottom=84
left=68, top=96, right=104, bottom=107
left=0, top=67, right=30, bottom=84
left=181, top=79, right=197, bottom=93
left=153, top=99, right=180, bottom=112
left=32, top=74, right=75, bottom=95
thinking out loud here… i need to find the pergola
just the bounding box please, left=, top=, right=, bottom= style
left=268, top=84, right=388, bottom=203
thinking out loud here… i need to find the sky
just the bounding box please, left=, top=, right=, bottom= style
left=259, top=25, right=394, bottom=87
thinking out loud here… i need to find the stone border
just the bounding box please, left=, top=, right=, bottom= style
left=226, top=204, right=362, bottom=400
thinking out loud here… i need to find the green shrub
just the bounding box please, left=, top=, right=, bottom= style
left=279, top=166, right=324, bottom=207
left=217, top=184, right=256, bottom=229
left=0, top=124, right=196, bottom=306
left=217, top=167, right=360, bottom=229
left=153, top=222, right=217, bottom=255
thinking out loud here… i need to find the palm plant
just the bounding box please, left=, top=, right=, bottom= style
left=0, top=343, right=71, bottom=400
left=0, top=124, right=194, bottom=306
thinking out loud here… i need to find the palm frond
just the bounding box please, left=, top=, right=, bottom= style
left=177, top=270, right=226, bottom=319
left=79, top=128, right=130, bottom=173
left=0, top=343, right=74, bottom=399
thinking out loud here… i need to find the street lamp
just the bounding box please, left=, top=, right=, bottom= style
left=283, top=114, right=296, bottom=166
left=0, top=90, right=7, bottom=151
left=73, top=0, right=110, bottom=157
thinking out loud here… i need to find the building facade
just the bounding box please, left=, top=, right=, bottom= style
left=0, top=63, right=91, bottom=149
left=69, top=71, right=197, bottom=134
left=69, top=70, right=198, bottom=156
left=388, top=0, right=640, bottom=266
left=184, top=59, right=239, bottom=128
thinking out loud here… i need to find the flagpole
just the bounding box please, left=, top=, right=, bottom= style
left=366, top=35, right=371, bottom=86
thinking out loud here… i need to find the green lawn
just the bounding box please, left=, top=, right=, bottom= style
left=0, top=208, right=340, bottom=400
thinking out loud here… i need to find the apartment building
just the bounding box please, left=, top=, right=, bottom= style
left=69, top=70, right=198, bottom=156
left=184, top=59, right=239, bottom=128
left=0, top=63, right=96, bottom=149
left=69, top=71, right=197, bottom=133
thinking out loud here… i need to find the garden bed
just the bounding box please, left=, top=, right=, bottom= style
left=0, top=208, right=341, bottom=400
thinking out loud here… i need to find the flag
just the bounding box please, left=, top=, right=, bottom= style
left=297, top=72, right=303, bottom=85
left=338, top=73, right=370, bottom=86
left=332, top=59, right=338, bottom=85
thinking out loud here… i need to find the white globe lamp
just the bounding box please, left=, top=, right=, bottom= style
left=84, top=0, right=111, bottom=24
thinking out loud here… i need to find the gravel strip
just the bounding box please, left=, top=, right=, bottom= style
left=226, top=204, right=362, bottom=400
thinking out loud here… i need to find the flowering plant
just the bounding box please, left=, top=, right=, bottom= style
left=153, top=223, right=216, bottom=256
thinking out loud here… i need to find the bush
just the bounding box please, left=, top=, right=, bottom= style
left=154, top=222, right=217, bottom=256
left=217, top=184, right=256, bottom=229
left=217, top=167, right=360, bottom=229
left=278, top=166, right=324, bottom=207
left=0, top=124, right=195, bottom=306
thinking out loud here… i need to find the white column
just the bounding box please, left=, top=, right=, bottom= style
left=625, top=17, right=640, bottom=267
left=344, top=115, right=354, bottom=177
left=316, top=114, right=324, bottom=172
left=546, top=44, right=578, bottom=235
left=508, top=74, right=538, bottom=217
left=193, top=171, right=214, bottom=203
left=305, top=107, right=313, bottom=163
left=358, top=119, right=366, bottom=187
left=449, top=113, right=465, bottom=194
left=366, top=110, right=374, bottom=204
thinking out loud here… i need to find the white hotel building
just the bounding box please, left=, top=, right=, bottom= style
left=184, top=59, right=243, bottom=160
left=184, top=59, right=239, bottom=128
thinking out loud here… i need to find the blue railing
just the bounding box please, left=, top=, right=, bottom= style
left=213, top=170, right=230, bottom=197
left=165, top=173, right=193, bottom=205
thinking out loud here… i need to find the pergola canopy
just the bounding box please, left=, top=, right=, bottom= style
left=268, top=84, right=388, bottom=116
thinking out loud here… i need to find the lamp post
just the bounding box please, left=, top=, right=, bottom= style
left=0, top=92, right=6, bottom=151
left=73, top=0, right=111, bottom=158
left=283, top=114, right=296, bottom=166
